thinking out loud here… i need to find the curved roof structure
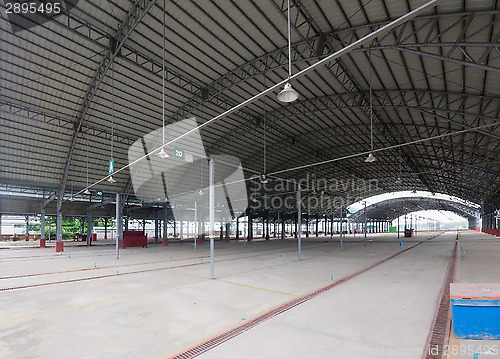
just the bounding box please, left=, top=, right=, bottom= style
left=1, top=0, right=499, bottom=216
left=349, top=196, right=479, bottom=222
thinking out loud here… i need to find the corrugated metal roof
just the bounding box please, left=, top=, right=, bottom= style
left=0, top=0, right=499, bottom=216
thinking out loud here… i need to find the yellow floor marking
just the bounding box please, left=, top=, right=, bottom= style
left=216, top=261, right=290, bottom=279
left=218, top=279, right=294, bottom=296
left=129, top=311, right=160, bottom=322
left=160, top=293, right=303, bottom=359
left=0, top=299, right=112, bottom=324
left=0, top=279, right=207, bottom=324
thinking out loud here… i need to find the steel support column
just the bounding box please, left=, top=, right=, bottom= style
left=40, top=207, right=45, bottom=240
left=297, top=185, right=302, bottom=261
left=305, top=212, right=309, bottom=237
left=209, top=158, right=215, bottom=279
left=163, top=207, right=168, bottom=238
left=315, top=214, right=319, bottom=237
left=194, top=201, right=198, bottom=252
left=266, top=213, right=269, bottom=240
left=25, top=215, right=29, bottom=241
left=248, top=213, right=253, bottom=240
left=87, top=211, right=93, bottom=245
left=56, top=190, right=63, bottom=252
left=340, top=196, right=343, bottom=252
left=331, top=215, right=334, bottom=238
left=294, top=213, right=298, bottom=238
left=236, top=215, right=239, bottom=240
left=364, top=202, right=367, bottom=247
left=154, top=208, right=158, bottom=240
left=281, top=212, right=285, bottom=239
left=115, top=193, right=121, bottom=259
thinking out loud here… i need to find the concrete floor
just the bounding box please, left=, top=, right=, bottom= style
left=449, top=231, right=500, bottom=359
left=0, top=231, right=498, bottom=358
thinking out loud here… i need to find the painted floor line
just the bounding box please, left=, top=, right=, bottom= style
left=218, top=279, right=295, bottom=296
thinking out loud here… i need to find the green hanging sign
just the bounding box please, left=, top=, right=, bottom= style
left=96, top=190, right=103, bottom=197
left=174, top=147, right=184, bottom=159
left=260, top=172, right=268, bottom=183
left=108, top=158, right=114, bottom=175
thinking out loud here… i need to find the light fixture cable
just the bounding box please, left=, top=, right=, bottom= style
left=365, top=50, right=376, bottom=163
left=287, top=0, right=292, bottom=81
left=108, top=61, right=117, bottom=183
left=262, top=76, right=268, bottom=183
left=277, top=0, right=299, bottom=103
left=111, top=61, right=114, bottom=160
left=85, top=131, right=91, bottom=194
left=369, top=51, right=373, bottom=153
left=157, top=0, right=169, bottom=159
left=162, top=0, right=166, bottom=148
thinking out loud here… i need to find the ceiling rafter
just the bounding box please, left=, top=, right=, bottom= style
left=59, top=0, right=158, bottom=198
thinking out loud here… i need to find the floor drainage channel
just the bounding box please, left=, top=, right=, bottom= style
left=422, top=241, right=458, bottom=359
left=170, top=233, right=443, bottom=359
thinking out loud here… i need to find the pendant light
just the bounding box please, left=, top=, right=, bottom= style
left=277, top=0, right=299, bottom=103
left=157, top=0, right=169, bottom=159
left=365, top=51, right=376, bottom=163
left=108, top=62, right=117, bottom=183
left=395, top=145, right=402, bottom=184
left=84, top=132, right=91, bottom=195
left=261, top=78, right=268, bottom=184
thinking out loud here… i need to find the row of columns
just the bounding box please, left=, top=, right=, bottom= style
left=30, top=207, right=387, bottom=252
left=482, top=212, right=499, bottom=229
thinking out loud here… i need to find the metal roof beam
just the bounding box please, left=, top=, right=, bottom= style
left=389, top=47, right=500, bottom=73
left=0, top=100, right=137, bottom=145
left=59, top=0, right=157, bottom=195
left=171, top=9, right=492, bottom=126
left=209, top=90, right=499, bottom=154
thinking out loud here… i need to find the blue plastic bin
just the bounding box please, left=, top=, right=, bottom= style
left=450, top=283, right=500, bottom=339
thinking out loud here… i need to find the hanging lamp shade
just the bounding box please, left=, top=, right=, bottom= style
left=157, top=147, right=169, bottom=159
left=69, top=197, right=75, bottom=201
left=108, top=175, right=116, bottom=183
left=365, top=153, right=377, bottom=163
left=395, top=177, right=402, bottom=184
left=277, top=83, right=299, bottom=103
left=84, top=188, right=91, bottom=195
left=198, top=189, right=203, bottom=196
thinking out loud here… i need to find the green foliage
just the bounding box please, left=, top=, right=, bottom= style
left=35, top=217, right=115, bottom=239
left=28, top=223, right=40, bottom=231
left=38, top=217, right=81, bottom=238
